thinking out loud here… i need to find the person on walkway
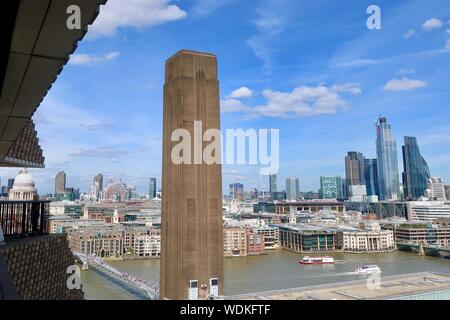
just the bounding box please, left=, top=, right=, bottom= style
left=30, top=194, right=41, bottom=235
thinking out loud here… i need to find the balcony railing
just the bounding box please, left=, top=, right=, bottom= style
left=0, top=200, right=50, bottom=241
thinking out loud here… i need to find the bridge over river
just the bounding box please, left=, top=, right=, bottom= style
left=74, top=252, right=160, bottom=300
left=396, top=242, right=450, bottom=258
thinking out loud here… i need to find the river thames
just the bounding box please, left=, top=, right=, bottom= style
left=80, top=250, right=450, bottom=300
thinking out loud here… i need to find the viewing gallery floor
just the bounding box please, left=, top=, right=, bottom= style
left=228, top=272, right=450, bottom=300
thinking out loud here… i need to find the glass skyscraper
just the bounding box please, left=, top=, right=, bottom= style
left=285, top=177, right=299, bottom=201
left=319, top=176, right=343, bottom=200
left=364, top=159, right=379, bottom=196
left=269, top=174, right=277, bottom=193
left=402, top=137, right=430, bottom=200
left=149, top=177, right=157, bottom=199
left=345, top=151, right=365, bottom=186
left=376, top=117, right=400, bottom=200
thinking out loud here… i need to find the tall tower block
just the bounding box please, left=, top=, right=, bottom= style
left=160, top=50, right=224, bottom=300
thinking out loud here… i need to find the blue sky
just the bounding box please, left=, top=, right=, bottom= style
left=2, top=0, right=450, bottom=195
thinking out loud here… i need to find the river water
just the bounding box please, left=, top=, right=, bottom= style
left=80, top=250, right=450, bottom=300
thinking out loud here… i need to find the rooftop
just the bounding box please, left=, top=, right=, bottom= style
left=228, top=272, right=450, bottom=300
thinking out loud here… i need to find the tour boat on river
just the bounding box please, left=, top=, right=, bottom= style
left=299, top=256, right=335, bottom=264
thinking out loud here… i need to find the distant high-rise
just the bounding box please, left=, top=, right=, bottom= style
left=427, top=177, right=446, bottom=201
left=319, top=176, right=343, bottom=199
left=345, top=151, right=365, bottom=197
left=55, top=171, right=66, bottom=194
left=364, top=159, right=379, bottom=196
left=92, top=173, right=103, bottom=200
left=445, top=185, right=450, bottom=201
left=285, top=177, right=299, bottom=201
left=161, top=50, right=223, bottom=300
left=229, top=183, right=244, bottom=201
left=149, top=178, right=157, bottom=199
left=269, top=174, right=277, bottom=193
left=376, top=117, right=400, bottom=200
left=402, top=137, right=430, bottom=200
left=7, top=178, right=14, bottom=189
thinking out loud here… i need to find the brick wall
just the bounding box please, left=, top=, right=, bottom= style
left=0, top=234, right=84, bottom=300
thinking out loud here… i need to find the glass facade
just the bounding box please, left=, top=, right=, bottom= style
left=376, top=117, right=400, bottom=200
left=319, top=176, right=343, bottom=199
left=364, top=159, right=379, bottom=196
left=394, top=289, right=450, bottom=300
left=285, top=177, right=299, bottom=201
left=345, top=151, right=365, bottom=186
left=269, top=174, right=277, bottom=193
left=402, top=136, right=430, bottom=200
left=149, top=178, right=157, bottom=198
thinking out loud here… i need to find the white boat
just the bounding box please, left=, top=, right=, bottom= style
left=299, top=256, right=335, bottom=265
left=355, top=265, right=381, bottom=274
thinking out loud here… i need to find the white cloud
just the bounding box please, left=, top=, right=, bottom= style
left=398, top=68, right=416, bottom=75
left=69, top=147, right=129, bottom=158
left=446, top=40, right=450, bottom=50
left=87, top=0, right=187, bottom=39
left=403, top=29, right=415, bottom=38
left=223, top=83, right=362, bottom=118
left=246, top=7, right=285, bottom=69
left=421, top=126, right=450, bottom=146
left=447, top=29, right=450, bottom=34
left=228, top=87, right=253, bottom=99
left=422, top=18, right=443, bottom=31
left=383, top=78, right=427, bottom=91
left=69, top=51, right=120, bottom=65
left=191, top=0, right=236, bottom=17
left=331, top=59, right=379, bottom=69
left=220, top=99, right=250, bottom=113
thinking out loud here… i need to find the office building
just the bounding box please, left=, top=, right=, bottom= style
left=395, top=224, right=450, bottom=247
left=149, top=178, right=157, bottom=199
left=376, top=117, right=400, bottom=200
left=338, top=224, right=395, bottom=253
left=345, top=152, right=365, bottom=196
left=269, top=174, right=277, bottom=193
left=55, top=171, right=66, bottom=194
left=319, top=176, right=343, bottom=200
left=92, top=173, right=103, bottom=200
left=229, top=183, right=244, bottom=201
left=407, top=201, right=450, bottom=222
left=160, top=50, right=224, bottom=299
left=279, top=224, right=336, bottom=253
left=7, top=178, right=15, bottom=189
left=364, top=159, right=379, bottom=197
left=402, top=137, right=430, bottom=200
left=426, top=177, right=447, bottom=201
left=285, top=177, right=300, bottom=201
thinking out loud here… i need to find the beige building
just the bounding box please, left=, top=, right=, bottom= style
left=256, top=225, right=280, bottom=250
left=339, top=229, right=395, bottom=253
left=133, top=234, right=161, bottom=257
left=223, top=227, right=247, bottom=257
left=395, top=224, right=450, bottom=247
left=160, top=50, right=224, bottom=299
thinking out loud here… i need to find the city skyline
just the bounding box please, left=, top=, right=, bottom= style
left=0, top=0, right=449, bottom=195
